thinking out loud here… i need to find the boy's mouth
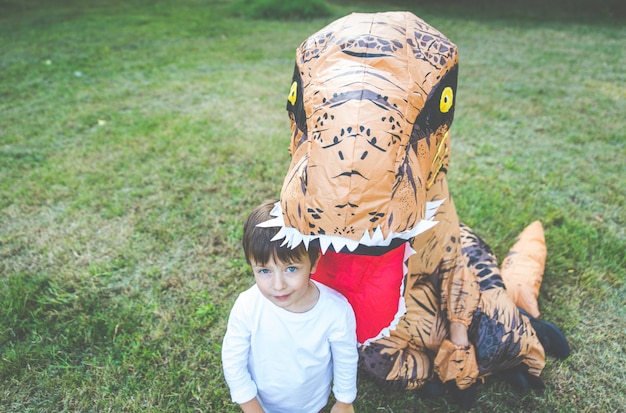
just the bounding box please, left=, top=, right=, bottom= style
left=274, top=294, right=291, bottom=301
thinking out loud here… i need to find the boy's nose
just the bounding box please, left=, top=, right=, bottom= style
left=272, top=274, right=287, bottom=291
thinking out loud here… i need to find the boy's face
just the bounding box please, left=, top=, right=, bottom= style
left=251, top=254, right=318, bottom=313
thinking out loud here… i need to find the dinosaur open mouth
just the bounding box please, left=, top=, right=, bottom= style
left=257, top=199, right=445, bottom=254
left=312, top=242, right=411, bottom=345
left=257, top=200, right=445, bottom=345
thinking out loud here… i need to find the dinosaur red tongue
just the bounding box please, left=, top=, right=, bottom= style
left=312, top=243, right=408, bottom=344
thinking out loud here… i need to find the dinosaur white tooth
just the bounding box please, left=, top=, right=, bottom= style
left=414, top=219, right=439, bottom=237
left=403, top=244, right=416, bottom=272
left=258, top=216, right=284, bottom=228
left=425, top=199, right=446, bottom=220
left=271, top=226, right=289, bottom=242
left=331, top=237, right=348, bottom=253
left=292, top=232, right=304, bottom=249
left=270, top=201, right=282, bottom=216
left=345, top=238, right=359, bottom=252
left=319, top=237, right=332, bottom=254
left=359, top=229, right=373, bottom=244
left=371, top=226, right=385, bottom=244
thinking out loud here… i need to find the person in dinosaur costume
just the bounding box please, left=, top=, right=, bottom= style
left=259, top=11, right=570, bottom=407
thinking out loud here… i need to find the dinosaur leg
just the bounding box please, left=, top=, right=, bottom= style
left=459, top=224, right=547, bottom=378
left=360, top=276, right=447, bottom=390
left=360, top=335, right=433, bottom=390
left=470, top=288, right=546, bottom=377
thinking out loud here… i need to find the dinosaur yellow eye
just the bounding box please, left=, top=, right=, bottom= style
left=440, top=86, right=454, bottom=113
left=288, top=81, right=298, bottom=106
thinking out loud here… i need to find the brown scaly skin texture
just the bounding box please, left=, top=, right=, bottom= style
left=280, top=12, right=546, bottom=390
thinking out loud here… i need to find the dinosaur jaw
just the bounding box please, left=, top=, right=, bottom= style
left=312, top=242, right=413, bottom=345
left=257, top=199, right=445, bottom=254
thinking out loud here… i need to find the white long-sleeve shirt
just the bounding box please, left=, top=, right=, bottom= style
left=222, top=280, right=358, bottom=413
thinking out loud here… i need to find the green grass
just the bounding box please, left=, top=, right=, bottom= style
left=1, top=0, right=624, bottom=411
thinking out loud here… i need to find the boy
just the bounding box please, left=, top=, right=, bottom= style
left=222, top=200, right=358, bottom=413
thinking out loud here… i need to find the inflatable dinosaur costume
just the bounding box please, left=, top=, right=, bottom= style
left=261, top=11, right=569, bottom=398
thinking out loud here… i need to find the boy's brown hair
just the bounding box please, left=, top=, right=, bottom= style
left=243, top=199, right=320, bottom=266
left=242, top=199, right=319, bottom=265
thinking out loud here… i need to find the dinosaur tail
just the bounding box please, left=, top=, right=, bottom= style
left=501, top=221, right=546, bottom=318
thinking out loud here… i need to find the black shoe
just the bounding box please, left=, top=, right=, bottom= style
left=419, top=376, right=446, bottom=398
left=498, top=365, right=529, bottom=392
left=520, top=309, right=571, bottom=360
left=532, top=318, right=571, bottom=359
left=450, top=382, right=478, bottom=411
left=524, top=369, right=546, bottom=390
left=498, top=363, right=545, bottom=393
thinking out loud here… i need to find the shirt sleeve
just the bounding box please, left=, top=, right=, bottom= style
left=329, top=300, right=359, bottom=404
left=221, top=296, right=258, bottom=405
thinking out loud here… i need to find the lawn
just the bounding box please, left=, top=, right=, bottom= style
left=1, top=0, right=624, bottom=412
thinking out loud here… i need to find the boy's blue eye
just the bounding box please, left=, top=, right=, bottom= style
left=286, top=266, right=297, bottom=273
left=259, top=269, right=270, bottom=274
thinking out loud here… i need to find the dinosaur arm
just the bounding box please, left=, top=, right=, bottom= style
left=409, top=197, right=479, bottom=334
left=427, top=179, right=480, bottom=330
left=442, top=251, right=479, bottom=329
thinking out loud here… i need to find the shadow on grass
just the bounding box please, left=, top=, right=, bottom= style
left=346, top=0, right=625, bottom=25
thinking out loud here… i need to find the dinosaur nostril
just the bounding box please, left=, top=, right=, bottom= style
left=361, top=151, right=368, bottom=160
left=339, top=151, right=344, bottom=160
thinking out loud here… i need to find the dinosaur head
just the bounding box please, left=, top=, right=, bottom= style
left=274, top=11, right=458, bottom=253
